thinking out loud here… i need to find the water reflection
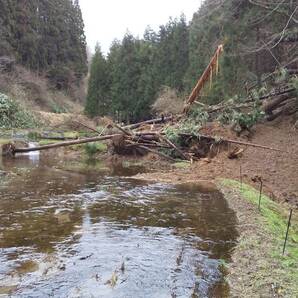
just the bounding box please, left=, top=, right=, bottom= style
left=0, top=150, right=238, bottom=297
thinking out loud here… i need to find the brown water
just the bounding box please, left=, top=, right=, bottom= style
left=0, top=148, right=238, bottom=297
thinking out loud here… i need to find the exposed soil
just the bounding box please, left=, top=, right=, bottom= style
left=132, top=117, right=298, bottom=297
left=134, top=117, right=298, bottom=208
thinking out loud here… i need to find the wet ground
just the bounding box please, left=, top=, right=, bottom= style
left=0, top=147, right=238, bottom=297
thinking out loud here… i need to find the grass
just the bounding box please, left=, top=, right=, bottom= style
left=222, top=179, right=298, bottom=295
left=84, top=142, right=107, bottom=156
left=63, top=131, right=79, bottom=139
left=173, top=161, right=191, bottom=169
left=38, top=139, right=57, bottom=145
left=0, top=139, right=10, bottom=145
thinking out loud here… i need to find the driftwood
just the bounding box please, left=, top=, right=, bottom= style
left=228, top=147, right=244, bottom=159
left=259, top=87, right=295, bottom=101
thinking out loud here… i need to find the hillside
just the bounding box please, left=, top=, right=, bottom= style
left=0, top=0, right=88, bottom=127
left=85, top=0, right=298, bottom=123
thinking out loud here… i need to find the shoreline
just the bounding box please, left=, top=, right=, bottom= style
left=220, top=180, right=297, bottom=297
left=132, top=169, right=298, bottom=297
left=1, top=131, right=297, bottom=296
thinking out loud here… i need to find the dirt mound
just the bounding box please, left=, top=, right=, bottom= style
left=135, top=117, right=298, bottom=207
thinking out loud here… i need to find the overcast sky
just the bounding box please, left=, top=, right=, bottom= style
left=79, top=0, right=202, bottom=54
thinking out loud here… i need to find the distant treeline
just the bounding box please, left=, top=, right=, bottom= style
left=86, top=0, right=297, bottom=123
left=0, top=0, right=87, bottom=90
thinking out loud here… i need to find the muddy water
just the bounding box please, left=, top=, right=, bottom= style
left=0, top=149, right=238, bottom=297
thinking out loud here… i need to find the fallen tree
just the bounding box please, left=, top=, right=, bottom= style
left=2, top=134, right=122, bottom=156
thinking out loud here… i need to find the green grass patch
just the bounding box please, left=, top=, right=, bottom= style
left=173, top=161, right=191, bottom=169
left=38, top=139, right=58, bottom=145
left=63, top=131, right=79, bottom=139
left=222, top=179, right=298, bottom=290
left=84, top=142, right=107, bottom=156
left=0, top=139, right=10, bottom=145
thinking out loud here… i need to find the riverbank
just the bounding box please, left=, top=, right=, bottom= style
left=1, top=116, right=297, bottom=296
left=221, top=180, right=298, bottom=297
left=133, top=167, right=298, bottom=296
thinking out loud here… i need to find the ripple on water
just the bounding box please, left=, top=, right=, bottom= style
left=0, top=154, right=238, bottom=297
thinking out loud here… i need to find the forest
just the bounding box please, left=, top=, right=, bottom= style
left=0, top=0, right=87, bottom=90
left=85, top=0, right=297, bottom=123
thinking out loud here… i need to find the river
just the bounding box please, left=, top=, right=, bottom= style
left=0, top=148, right=238, bottom=297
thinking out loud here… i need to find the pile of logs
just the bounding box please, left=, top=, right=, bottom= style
left=262, top=86, right=297, bottom=121
left=191, top=83, right=297, bottom=122
left=2, top=115, right=284, bottom=161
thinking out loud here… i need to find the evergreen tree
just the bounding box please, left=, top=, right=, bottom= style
left=0, top=0, right=14, bottom=56
left=85, top=45, right=111, bottom=117
left=83, top=0, right=297, bottom=121
left=185, top=0, right=297, bottom=102
left=154, top=15, right=189, bottom=91
left=109, top=33, right=142, bottom=123
left=0, top=0, right=88, bottom=89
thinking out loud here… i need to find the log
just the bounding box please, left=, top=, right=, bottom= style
left=72, top=120, right=102, bottom=134
left=123, top=116, right=173, bottom=130
left=112, top=122, right=132, bottom=136
left=131, top=131, right=285, bottom=153
left=137, top=145, right=176, bottom=162
left=180, top=133, right=285, bottom=153
left=137, top=131, right=284, bottom=152
left=40, top=136, right=78, bottom=141
left=159, top=134, right=190, bottom=160
left=258, top=87, right=295, bottom=101
left=184, top=45, right=224, bottom=112
left=205, top=102, right=254, bottom=114
left=263, top=94, right=292, bottom=114
left=125, top=140, right=171, bottom=149
left=7, top=134, right=122, bottom=155
left=266, top=110, right=284, bottom=121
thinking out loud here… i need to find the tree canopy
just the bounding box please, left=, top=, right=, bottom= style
left=84, top=1, right=297, bottom=122
left=0, top=0, right=88, bottom=89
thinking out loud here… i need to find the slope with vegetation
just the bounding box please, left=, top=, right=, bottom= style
left=86, top=0, right=297, bottom=124
left=0, top=0, right=87, bottom=88
left=0, top=0, right=88, bottom=129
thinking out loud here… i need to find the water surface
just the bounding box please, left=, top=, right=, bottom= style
left=0, top=149, right=238, bottom=297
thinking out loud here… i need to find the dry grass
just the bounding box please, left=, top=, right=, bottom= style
left=151, top=86, right=184, bottom=115
left=0, top=65, right=85, bottom=114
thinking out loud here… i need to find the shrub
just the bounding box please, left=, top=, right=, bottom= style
left=84, top=142, right=107, bottom=156
left=49, top=101, right=68, bottom=114
left=0, top=93, right=39, bottom=128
